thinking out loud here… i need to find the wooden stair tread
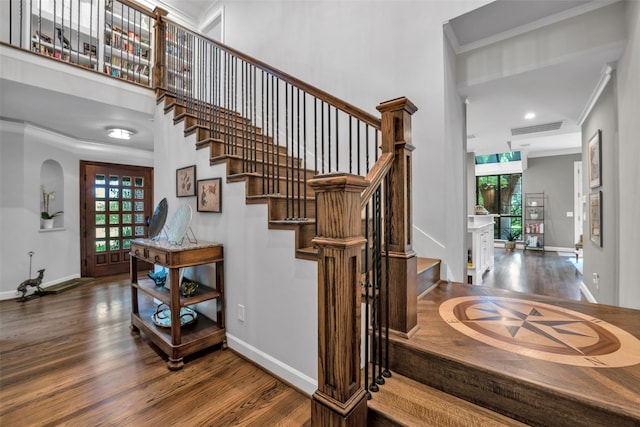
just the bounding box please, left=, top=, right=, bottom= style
left=417, top=257, right=440, bottom=274
left=368, top=369, right=526, bottom=427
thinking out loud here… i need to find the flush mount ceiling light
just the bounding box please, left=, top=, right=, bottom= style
left=524, top=112, right=536, bottom=120
left=106, top=127, right=135, bottom=140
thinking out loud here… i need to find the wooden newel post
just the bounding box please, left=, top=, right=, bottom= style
left=376, top=97, right=419, bottom=338
left=152, top=7, right=168, bottom=93
left=309, top=173, right=370, bottom=427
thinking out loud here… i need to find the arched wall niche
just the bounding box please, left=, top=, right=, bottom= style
left=40, top=159, right=64, bottom=229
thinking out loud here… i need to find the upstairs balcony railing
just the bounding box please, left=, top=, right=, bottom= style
left=3, top=3, right=419, bottom=425
left=2, top=0, right=153, bottom=86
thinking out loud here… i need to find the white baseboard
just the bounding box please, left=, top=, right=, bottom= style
left=1, top=273, right=81, bottom=301
left=580, top=282, right=598, bottom=303
left=226, top=333, right=317, bottom=396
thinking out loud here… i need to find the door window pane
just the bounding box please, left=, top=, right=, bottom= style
left=109, top=175, right=119, bottom=186
left=109, top=227, right=119, bottom=237
left=122, top=176, right=132, bottom=186
left=96, top=214, right=106, bottom=225
left=109, top=188, right=120, bottom=199
left=122, top=214, right=132, bottom=224
left=134, top=177, right=143, bottom=187
left=95, top=241, right=106, bottom=252
left=135, top=226, right=144, bottom=236
left=109, top=240, right=120, bottom=251
left=109, top=214, right=119, bottom=224
left=123, top=239, right=131, bottom=250
left=96, top=201, right=106, bottom=212
left=95, top=174, right=106, bottom=185
left=134, top=189, right=144, bottom=199
left=96, top=227, right=106, bottom=238
left=134, top=201, right=144, bottom=211
left=122, top=201, right=132, bottom=211
left=122, top=189, right=132, bottom=199
left=135, top=214, right=144, bottom=223
left=95, top=187, right=106, bottom=199
left=122, top=226, right=132, bottom=237
left=109, top=201, right=119, bottom=211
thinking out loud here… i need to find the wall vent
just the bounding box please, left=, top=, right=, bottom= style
left=511, top=121, right=563, bottom=136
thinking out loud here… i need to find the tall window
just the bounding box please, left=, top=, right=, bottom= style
left=476, top=174, right=522, bottom=240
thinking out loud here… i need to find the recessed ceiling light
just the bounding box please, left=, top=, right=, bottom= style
left=524, top=112, right=536, bottom=120
left=106, top=127, right=135, bottom=140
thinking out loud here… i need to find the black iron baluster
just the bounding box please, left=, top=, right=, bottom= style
left=302, top=93, right=307, bottom=218
left=327, top=104, right=331, bottom=173
left=284, top=83, right=289, bottom=218
left=314, top=98, right=318, bottom=175
left=383, top=175, right=391, bottom=380
left=275, top=78, right=280, bottom=195
left=296, top=87, right=301, bottom=218
left=335, top=107, right=339, bottom=173
left=364, top=199, right=372, bottom=399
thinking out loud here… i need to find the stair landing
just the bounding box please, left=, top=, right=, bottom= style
left=386, top=282, right=640, bottom=426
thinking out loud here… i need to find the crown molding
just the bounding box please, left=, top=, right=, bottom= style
left=577, top=63, right=615, bottom=126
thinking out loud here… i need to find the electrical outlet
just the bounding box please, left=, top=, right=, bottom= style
left=592, top=273, right=599, bottom=292
left=237, top=304, right=245, bottom=322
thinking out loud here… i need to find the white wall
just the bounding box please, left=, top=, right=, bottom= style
left=0, top=120, right=153, bottom=299
left=153, top=107, right=318, bottom=394
left=219, top=0, right=490, bottom=282
left=615, top=0, right=640, bottom=310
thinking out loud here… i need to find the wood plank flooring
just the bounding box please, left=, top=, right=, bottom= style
left=0, top=274, right=310, bottom=426
left=479, top=248, right=584, bottom=301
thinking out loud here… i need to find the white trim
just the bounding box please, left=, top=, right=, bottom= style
left=544, top=246, right=576, bottom=253
left=226, top=333, right=317, bottom=396
left=413, top=224, right=446, bottom=250
left=578, top=64, right=614, bottom=126
left=581, top=282, right=598, bottom=303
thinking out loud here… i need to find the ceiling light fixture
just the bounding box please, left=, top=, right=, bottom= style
left=524, top=112, right=536, bottom=120
left=106, top=127, right=135, bottom=140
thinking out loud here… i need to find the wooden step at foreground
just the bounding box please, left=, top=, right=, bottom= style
left=367, top=369, right=526, bottom=426
left=388, top=282, right=640, bottom=427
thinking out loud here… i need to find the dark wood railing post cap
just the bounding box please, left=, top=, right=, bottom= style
left=308, top=173, right=370, bottom=193
left=376, top=97, right=418, bottom=115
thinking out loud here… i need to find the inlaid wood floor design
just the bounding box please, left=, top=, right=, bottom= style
left=0, top=274, right=311, bottom=426
left=394, top=282, right=640, bottom=425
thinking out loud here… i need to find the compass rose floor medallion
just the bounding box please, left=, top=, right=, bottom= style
left=439, top=296, right=640, bottom=368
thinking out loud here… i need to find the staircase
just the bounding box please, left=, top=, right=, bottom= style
left=153, top=18, right=639, bottom=427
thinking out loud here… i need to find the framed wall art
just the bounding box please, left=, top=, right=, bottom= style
left=197, top=178, right=222, bottom=213
left=176, top=165, right=196, bottom=197
left=588, top=130, right=601, bottom=188
left=589, top=191, right=602, bottom=247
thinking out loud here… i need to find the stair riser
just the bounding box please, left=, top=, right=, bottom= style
left=224, top=157, right=316, bottom=181
left=265, top=198, right=316, bottom=221
left=178, top=113, right=258, bottom=134
left=388, top=341, right=638, bottom=427
left=236, top=175, right=315, bottom=198
left=191, top=127, right=291, bottom=156
left=417, top=264, right=440, bottom=295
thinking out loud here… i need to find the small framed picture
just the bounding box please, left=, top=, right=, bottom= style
left=176, top=165, right=196, bottom=197
left=589, top=191, right=602, bottom=247
left=588, top=130, right=601, bottom=188
left=197, top=178, right=222, bottom=212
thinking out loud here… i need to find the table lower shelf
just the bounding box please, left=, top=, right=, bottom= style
left=131, top=305, right=226, bottom=369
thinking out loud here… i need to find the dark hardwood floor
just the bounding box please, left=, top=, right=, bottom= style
left=479, top=248, right=584, bottom=301
left=0, top=274, right=311, bottom=426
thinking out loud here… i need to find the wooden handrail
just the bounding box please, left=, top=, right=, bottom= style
left=361, top=153, right=393, bottom=209
left=158, top=18, right=381, bottom=129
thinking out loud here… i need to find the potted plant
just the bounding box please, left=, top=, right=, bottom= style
left=529, top=208, right=539, bottom=219
left=41, top=186, right=63, bottom=228
left=504, top=229, right=520, bottom=250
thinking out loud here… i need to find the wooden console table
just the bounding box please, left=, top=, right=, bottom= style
left=129, top=238, right=225, bottom=370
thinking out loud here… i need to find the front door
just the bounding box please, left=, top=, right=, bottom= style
left=81, top=161, right=154, bottom=277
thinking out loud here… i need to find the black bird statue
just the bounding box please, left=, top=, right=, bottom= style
left=56, top=27, right=71, bottom=50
